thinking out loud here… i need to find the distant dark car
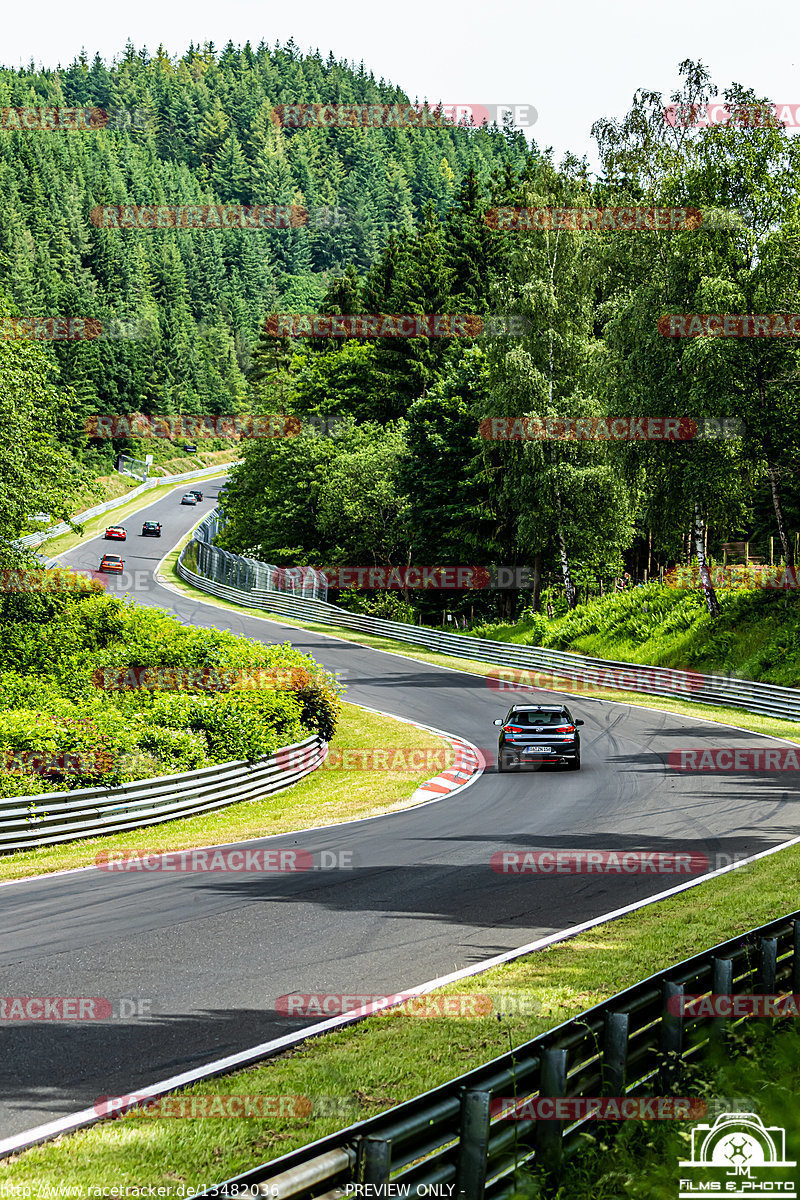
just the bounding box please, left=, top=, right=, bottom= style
left=183, top=443, right=197, bottom=453
left=141, top=521, right=162, bottom=537
left=493, top=704, right=584, bottom=772
left=180, top=493, right=197, bottom=506
left=99, top=554, right=124, bottom=574
left=104, top=525, right=127, bottom=540
left=188, top=489, right=203, bottom=502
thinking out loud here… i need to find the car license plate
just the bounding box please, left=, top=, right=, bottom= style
left=524, top=746, right=553, bottom=754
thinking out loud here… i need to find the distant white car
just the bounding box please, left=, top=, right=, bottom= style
left=180, top=493, right=197, bottom=506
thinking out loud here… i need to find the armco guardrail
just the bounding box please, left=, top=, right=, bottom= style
left=15, top=462, right=237, bottom=549
left=178, top=518, right=800, bottom=723
left=199, top=909, right=800, bottom=1199
left=0, top=735, right=324, bottom=852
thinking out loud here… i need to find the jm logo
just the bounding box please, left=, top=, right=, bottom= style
left=679, top=1111, right=796, bottom=1198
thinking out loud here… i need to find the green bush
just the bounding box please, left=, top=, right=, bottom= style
left=136, top=727, right=210, bottom=774
left=201, top=691, right=306, bottom=762
left=335, top=587, right=415, bottom=624
left=0, top=578, right=343, bottom=798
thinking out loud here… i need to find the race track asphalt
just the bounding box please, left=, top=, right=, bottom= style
left=2, top=478, right=798, bottom=1141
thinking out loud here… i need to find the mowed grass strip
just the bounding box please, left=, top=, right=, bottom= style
left=0, top=702, right=454, bottom=883
left=3, top=833, right=800, bottom=1194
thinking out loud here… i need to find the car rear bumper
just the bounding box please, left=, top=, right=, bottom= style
left=500, top=740, right=580, bottom=763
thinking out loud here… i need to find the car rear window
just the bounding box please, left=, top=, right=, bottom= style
left=509, top=711, right=567, bottom=726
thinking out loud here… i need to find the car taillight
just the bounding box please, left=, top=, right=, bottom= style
left=504, top=725, right=523, bottom=733
left=555, top=724, right=575, bottom=733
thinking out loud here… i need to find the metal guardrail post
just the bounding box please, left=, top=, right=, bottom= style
left=455, top=1089, right=492, bottom=1200
left=602, top=1011, right=629, bottom=1094
left=659, top=981, right=684, bottom=1090
left=535, top=1047, right=567, bottom=1175
left=758, top=937, right=778, bottom=993
left=711, top=957, right=733, bottom=1040
left=356, top=1136, right=391, bottom=1185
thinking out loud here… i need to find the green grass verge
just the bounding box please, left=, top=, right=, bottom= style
left=3, top=830, right=800, bottom=1194
left=0, top=702, right=453, bottom=883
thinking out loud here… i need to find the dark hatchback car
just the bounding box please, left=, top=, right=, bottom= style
left=141, top=521, right=162, bottom=537
left=493, top=704, right=584, bottom=771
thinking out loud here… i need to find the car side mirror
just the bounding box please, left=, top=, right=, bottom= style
left=493, top=719, right=503, bottom=726
left=575, top=719, right=585, bottom=726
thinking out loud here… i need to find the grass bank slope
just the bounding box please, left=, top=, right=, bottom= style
left=471, top=585, right=800, bottom=688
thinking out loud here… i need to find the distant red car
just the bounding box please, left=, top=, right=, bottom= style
left=104, top=525, right=127, bottom=540
left=99, top=554, right=124, bottom=573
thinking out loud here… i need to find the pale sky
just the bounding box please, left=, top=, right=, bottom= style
left=4, top=0, right=800, bottom=169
